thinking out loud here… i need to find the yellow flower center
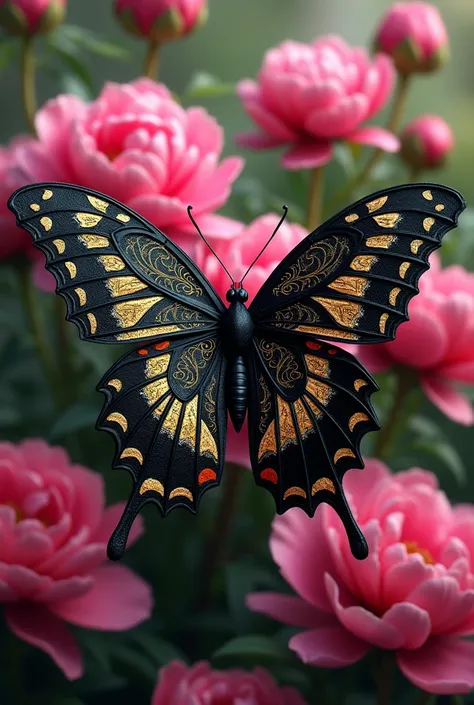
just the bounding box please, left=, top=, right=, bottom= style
left=403, top=541, right=435, bottom=564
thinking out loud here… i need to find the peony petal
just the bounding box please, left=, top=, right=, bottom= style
left=406, top=577, right=474, bottom=633
left=281, top=142, right=333, bottom=170
left=397, top=637, right=474, bottom=695
left=239, top=99, right=297, bottom=140
left=421, top=376, right=474, bottom=425
left=383, top=602, right=431, bottom=649
left=226, top=425, right=251, bottom=468
left=347, top=126, right=400, bottom=152
left=246, top=592, right=336, bottom=629
left=290, top=626, right=370, bottom=667
left=50, top=564, right=152, bottom=630
left=5, top=603, right=83, bottom=680
left=235, top=131, right=285, bottom=150
left=386, top=308, right=448, bottom=369
left=92, top=503, right=144, bottom=548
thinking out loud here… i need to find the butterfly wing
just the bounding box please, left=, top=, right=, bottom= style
left=250, top=184, right=466, bottom=344
left=248, top=334, right=378, bottom=559
left=8, top=183, right=224, bottom=344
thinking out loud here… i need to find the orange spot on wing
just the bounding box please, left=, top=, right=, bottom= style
left=306, top=341, right=321, bottom=350
left=155, top=341, right=170, bottom=350
left=138, top=349, right=148, bottom=356
left=260, top=468, right=278, bottom=484
left=328, top=349, right=337, bottom=355
left=198, top=468, right=217, bottom=485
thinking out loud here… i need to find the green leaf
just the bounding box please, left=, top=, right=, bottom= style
left=131, top=633, right=187, bottom=666
left=212, top=635, right=291, bottom=663
left=112, top=646, right=158, bottom=681
left=49, top=402, right=99, bottom=440
left=48, top=43, right=94, bottom=95
left=183, top=71, right=235, bottom=100
left=333, top=142, right=357, bottom=178
left=225, top=563, right=258, bottom=633
left=0, top=37, right=18, bottom=71
left=55, top=24, right=130, bottom=60
left=409, top=415, right=466, bottom=485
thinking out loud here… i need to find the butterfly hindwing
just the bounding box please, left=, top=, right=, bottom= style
left=96, top=333, right=227, bottom=558
left=248, top=334, right=379, bottom=558
left=250, top=184, right=466, bottom=344
left=8, top=183, right=224, bottom=344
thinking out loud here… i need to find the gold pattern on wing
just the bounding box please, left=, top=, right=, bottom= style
left=258, top=340, right=303, bottom=388
left=389, top=287, right=401, bottom=305
left=124, top=236, right=203, bottom=296
left=305, top=395, right=322, bottom=420
left=366, top=235, right=396, bottom=249
left=379, top=313, right=389, bottom=333
left=169, top=487, right=193, bottom=501
left=258, top=421, right=277, bottom=459
left=204, top=375, right=217, bottom=433
left=423, top=217, right=435, bottom=232
left=283, top=487, right=307, bottom=500
left=306, top=377, right=333, bottom=406
left=30, top=203, right=40, bottom=212
left=328, top=276, right=368, bottom=298
left=87, top=195, right=109, bottom=213
left=435, top=204, right=445, bottom=212
left=87, top=313, right=97, bottom=334
left=65, top=261, right=77, bottom=278
left=345, top=213, right=359, bottom=223
left=106, top=276, right=148, bottom=298
left=116, top=213, right=131, bottom=223
left=179, top=395, right=198, bottom=450
left=99, top=255, right=126, bottom=272
left=116, top=325, right=180, bottom=341
left=422, top=190, right=433, bottom=201
left=74, top=213, right=103, bottom=228
left=42, top=189, right=53, bottom=200
left=40, top=216, right=52, bottom=231
left=273, top=302, right=319, bottom=329
left=174, top=339, right=216, bottom=389
left=161, top=398, right=182, bottom=439
left=107, top=379, right=122, bottom=392
left=373, top=213, right=401, bottom=228
left=354, top=379, right=368, bottom=392
left=366, top=196, right=388, bottom=212
left=277, top=396, right=298, bottom=451
left=75, top=288, right=87, bottom=306
left=272, top=235, right=351, bottom=296
left=334, top=448, right=356, bottom=463
left=294, top=398, right=313, bottom=438
left=53, top=239, right=65, bottom=253
left=305, top=355, right=329, bottom=378
left=113, top=296, right=162, bottom=328
left=350, top=255, right=377, bottom=272
left=312, top=296, right=362, bottom=328
left=79, top=234, right=109, bottom=249
left=141, top=377, right=170, bottom=407
left=106, top=412, right=128, bottom=432
left=146, top=354, right=170, bottom=378
left=200, top=420, right=218, bottom=461
left=155, top=302, right=205, bottom=328
left=296, top=326, right=358, bottom=340
left=139, top=478, right=164, bottom=495
left=349, top=412, right=370, bottom=432
left=410, top=239, right=423, bottom=254
left=399, top=262, right=411, bottom=279
left=120, top=447, right=143, bottom=464
left=258, top=376, right=272, bottom=433
left=312, top=477, right=336, bottom=495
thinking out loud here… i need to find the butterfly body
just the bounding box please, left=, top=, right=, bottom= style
left=8, top=181, right=466, bottom=562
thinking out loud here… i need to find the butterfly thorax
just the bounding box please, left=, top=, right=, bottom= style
left=220, top=287, right=253, bottom=433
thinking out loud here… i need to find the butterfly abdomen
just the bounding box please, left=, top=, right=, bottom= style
left=227, top=355, right=248, bottom=432
left=220, top=300, right=253, bottom=432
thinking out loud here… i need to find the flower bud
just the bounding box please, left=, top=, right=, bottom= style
left=0, top=0, right=66, bottom=36
left=114, top=0, right=208, bottom=43
left=400, top=115, right=454, bottom=169
left=374, top=2, right=449, bottom=75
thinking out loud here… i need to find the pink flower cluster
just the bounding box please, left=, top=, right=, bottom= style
left=248, top=460, right=474, bottom=695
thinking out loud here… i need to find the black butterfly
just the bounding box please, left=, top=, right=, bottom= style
left=8, top=182, right=465, bottom=561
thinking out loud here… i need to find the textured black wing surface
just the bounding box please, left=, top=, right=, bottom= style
left=97, top=333, right=227, bottom=559
left=250, top=184, right=465, bottom=344
left=248, top=336, right=379, bottom=558
left=8, top=183, right=224, bottom=344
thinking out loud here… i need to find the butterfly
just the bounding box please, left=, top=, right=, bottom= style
left=8, top=182, right=465, bottom=561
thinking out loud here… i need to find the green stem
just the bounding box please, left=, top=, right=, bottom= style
left=20, top=35, right=37, bottom=135
left=373, top=651, right=396, bottom=705
left=196, top=462, right=243, bottom=608
left=373, top=368, right=415, bottom=460
left=53, top=296, right=76, bottom=409
left=306, top=166, right=325, bottom=231
left=144, top=40, right=161, bottom=79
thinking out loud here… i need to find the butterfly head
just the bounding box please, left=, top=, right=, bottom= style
left=226, top=283, right=248, bottom=304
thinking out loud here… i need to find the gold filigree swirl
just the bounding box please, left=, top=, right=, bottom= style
left=258, top=340, right=303, bottom=388
left=174, top=340, right=216, bottom=389
left=259, top=376, right=272, bottom=432
left=204, top=375, right=217, bottom=433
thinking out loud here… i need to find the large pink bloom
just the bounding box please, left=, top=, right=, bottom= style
left=0, top=138, right=36, bottom=261
left=236, top=35, right=399, bottom=170
left=248, top=459, right=474, bottom=695
left=152, top=660, right=307, bottom=705
left=0, top=439, right=152, bottom=680
left=355, top=253, right=474, bottom=425
left=196, top=213, right=307, bottom=468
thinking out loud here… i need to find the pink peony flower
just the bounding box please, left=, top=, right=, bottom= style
left=400, top=115, right=454, bottom=169
left=0, top=0, right=66, bottom=35
left=355, top=253, right=474, bottom=425
left=248, top=459, right=474, bottom=695
left=236, top=36, right=399, bottom=170
left=374, top=2, right=449, bottom=75
left=151, top=660, right=308, bottom=705
left=195, top=212, right=307, bottom=469
left=0, top=439, right=152, bottom=680
left=115, top=0, right=208, bottom=42
left=0, top=138, right=36, bottom=262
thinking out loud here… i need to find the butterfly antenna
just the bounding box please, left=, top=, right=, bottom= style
left=240, top=205, right=288, bottom=285
left=187, top=206, right=233, bottom=284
